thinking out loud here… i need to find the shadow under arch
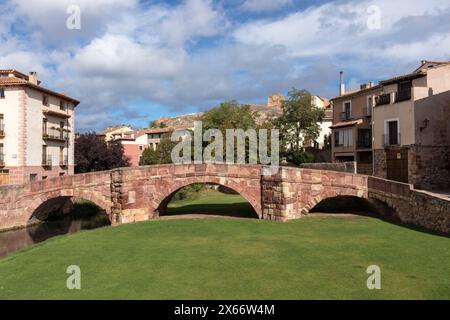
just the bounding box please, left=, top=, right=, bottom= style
left=308, top=195, right=396, bottom=218
left=156, top=183, right=260, bottom=219
left=27, top=196, right=111, bottom=243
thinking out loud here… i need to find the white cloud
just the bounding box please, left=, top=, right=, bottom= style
left=234, top=0, right=450, bottom=59
left=241, top=0, right=293, bottom=12
left=2, top=0, right=450, bottom=130
left=66, top=34, right=186, bottom=78
left=160, top=0, right=229, bottom=46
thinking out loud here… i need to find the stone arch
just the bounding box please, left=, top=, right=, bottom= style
left=300, top=189, right=369, bottom=217
left=26, top=189, right=111, bottom=224
left=152, top=179, right=262, bottom=219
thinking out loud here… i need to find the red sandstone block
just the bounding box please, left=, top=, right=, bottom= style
left=194, top=164, right=207, bottom=173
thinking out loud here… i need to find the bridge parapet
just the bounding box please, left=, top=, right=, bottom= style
left=368, top=176, right=450, bottom=233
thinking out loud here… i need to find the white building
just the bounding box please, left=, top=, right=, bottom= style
left=0, top=69, right=78, bottom=185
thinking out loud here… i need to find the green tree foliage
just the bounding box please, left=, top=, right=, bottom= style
left=139, top=136, right=177, bottom=165
left=202, top=100, right=264, bottom=161
left=275, top=88, right=324, bottom=165
left=202, top=100, right=257, bottom=132
left=75, top=132, right=130, bottom=173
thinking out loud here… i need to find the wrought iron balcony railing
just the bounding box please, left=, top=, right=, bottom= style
left=375, top=93, right=391, bottom=106
left=340, top=112, right=351, bottom=120
left=43, top=128, right=69, bottom=142
left=60, top=155, right=69, bottom=166
left=395, top=89, right=412, bottom=103
left=383, top=133, right=401, bottom=146
left=42, top=155, right=52, bottom=167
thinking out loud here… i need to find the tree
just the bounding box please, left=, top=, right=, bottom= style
left=275, top=88, right=325, bottom=165
left=202, top=100, right=257, bottom=132
left=201, top=101, right=261, bottom=163
left=148, top=120, right=167, bottom=128
left=139, top=137, right=177, bottom=165
left=75, top=132, right=130, bottom=173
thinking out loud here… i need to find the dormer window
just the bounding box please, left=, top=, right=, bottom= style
left=42, top=95, right=49, bottom=106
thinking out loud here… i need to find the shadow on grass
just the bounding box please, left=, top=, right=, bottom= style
left=310, top=196, right=450, bottom=238
left=166, top=202, right=258, bottom=219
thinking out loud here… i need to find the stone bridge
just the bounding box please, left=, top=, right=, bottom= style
left=0, top=164, right=449, bottom=233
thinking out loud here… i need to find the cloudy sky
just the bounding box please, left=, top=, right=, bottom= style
left=1, top=0, right=449, bottom=131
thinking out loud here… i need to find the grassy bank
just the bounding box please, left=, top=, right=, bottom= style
left=0, top=215, right=448, bottom=299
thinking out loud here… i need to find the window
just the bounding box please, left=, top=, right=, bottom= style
left=0, top=88, right=5, bottom=98
left=343, top=101, right=351, bottom=119
left=357, top=129, right=372, bottom=149
left=60, top=146, right=64, bottom=164
left=60, top=121, right=65, bottom=139
left=384, top=119, right=400, bottom=146
left=0, top=114, right=4, bottom=134
left=139, top=146, right=143, bottom=151
left=366, top=96, right=373, bottom=116
left=60, top=100, right=66, bottom=111
left=334, top=129, right=353, bottom=147
left=42, top=95, right=49, bottom=106
left=29, top=174, right=37, bottom=182
left=42, top=118, right=48, bottom=135
left=42, top=145, right=48, bottom=165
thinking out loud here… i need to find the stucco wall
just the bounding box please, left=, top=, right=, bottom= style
left=0, top=88, right=20, bottom=166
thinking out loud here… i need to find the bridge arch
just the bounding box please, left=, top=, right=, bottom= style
left=152, top=180, right=262, bottom=219
left=26, top=189, right=111, bottom=224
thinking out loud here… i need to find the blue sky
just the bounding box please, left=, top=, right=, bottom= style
left=1, top=0, right=449, bottom=131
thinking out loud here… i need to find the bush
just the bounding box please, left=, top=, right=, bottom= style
left=284, top=150, right=315, bottom=166
left=172, top=184, right=206, bottom=201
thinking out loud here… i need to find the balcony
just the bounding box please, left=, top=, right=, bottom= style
left=60, top=155, right=69, bottom=167
left=395, top=89, right=412, bottom=103
left=43, top=128, right=69, bottom=142
left=42, top=155, right=52, bottom=167
left=383, top=133, right=401, bottom=146
left=43, top=109, right=71, bottom=119
left=0, top=153, right=4, bottom=166
left=0, top=123, right=4, bottom=138
left=340, top=112, right=351, bottom=120
left=375, top=93, right=391, bottom=106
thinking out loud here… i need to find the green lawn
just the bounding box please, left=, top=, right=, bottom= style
left=0, top=193, right=449, bottom=299
left=166, top=190, right=258, bottom=218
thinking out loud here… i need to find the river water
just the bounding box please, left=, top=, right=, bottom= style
left=0, top=214, right=111, bottom=258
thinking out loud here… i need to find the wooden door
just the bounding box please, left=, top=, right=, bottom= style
left=386, top=149, right=408, bottom=183
left=0, top=170, right=9, bottom=185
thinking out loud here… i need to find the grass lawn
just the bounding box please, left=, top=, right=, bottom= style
left=166, top=189, right=258, bottom=218
left=0, top=192, right=449, bottom=300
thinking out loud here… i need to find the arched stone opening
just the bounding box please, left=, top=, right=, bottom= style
left=308, top=196, right=378, bottom=216
left=155, top=183, right=260, bottom=219
left=26, top=196, right=111, bottom=242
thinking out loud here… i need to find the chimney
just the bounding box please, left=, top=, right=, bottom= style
left=339, top=71, right=345, bottom=96
left=28, top=72, right=38, bottom=85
